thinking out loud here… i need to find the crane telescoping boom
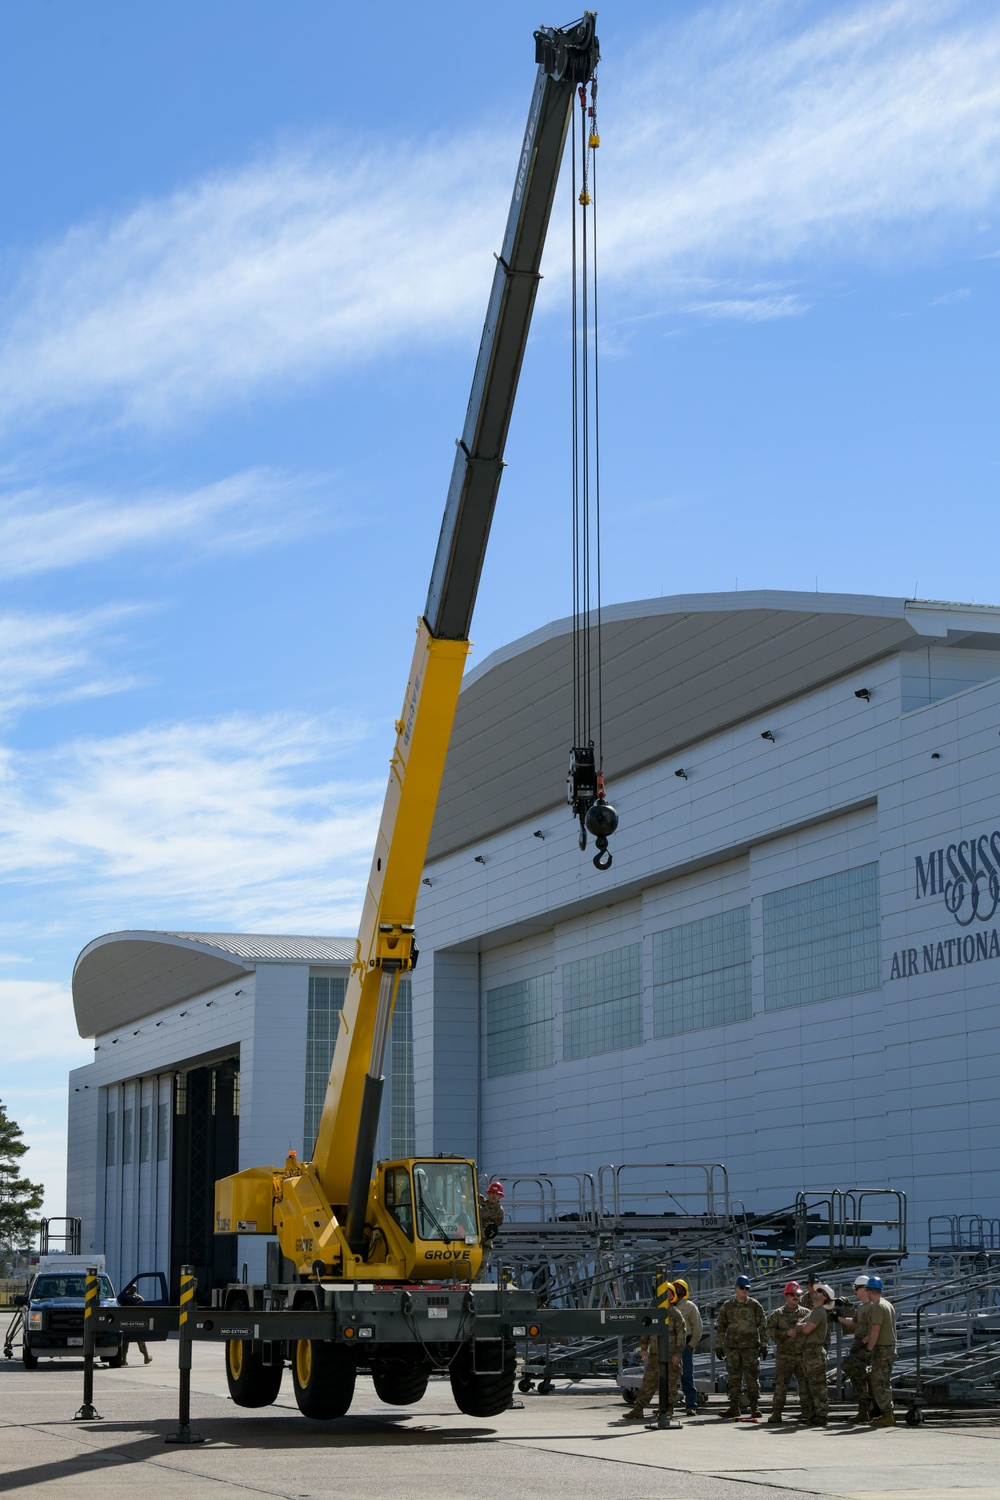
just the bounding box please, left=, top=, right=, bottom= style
left=215, top=15, right=601, bottom=1289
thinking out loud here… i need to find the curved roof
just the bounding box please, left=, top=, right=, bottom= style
left=73, top=930, right=354, bottom=1038
left=427, top=589, right=1000, bottom=860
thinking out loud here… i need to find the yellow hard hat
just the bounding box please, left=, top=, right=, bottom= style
left=673, top=1278, right=689, bottom=1300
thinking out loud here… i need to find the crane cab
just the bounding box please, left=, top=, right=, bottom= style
left=373, top=1157, right=484, bottom=1281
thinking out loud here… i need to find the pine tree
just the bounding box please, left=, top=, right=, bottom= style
left=0, top=1101, right=44, bottom=1274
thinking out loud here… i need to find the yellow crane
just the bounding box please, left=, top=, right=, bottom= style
left=213, top=14, right=601, bottom=1420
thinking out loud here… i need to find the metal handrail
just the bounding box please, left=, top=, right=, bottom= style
left=597, top=1162, right=730, bottom=1224
left=486, top=1172, right=598, bottom=1226
left=793, top=1188, right=906, bottom=1258
left=912, top=1268, right=1000, bottom=1388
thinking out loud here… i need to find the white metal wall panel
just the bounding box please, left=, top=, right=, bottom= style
left=417, top=641, right=1000, bottom=1243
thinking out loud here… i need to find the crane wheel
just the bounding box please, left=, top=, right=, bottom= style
left=292, top=1339, right=356, bottom=1419
left=225, top=1335, right=283, bottom=1406
left=22, top=1348, right=38, bottom=1371
left=225, top=1296, right=283, bottom=1408
left=449, top=1340, right=517, bottom=1417
left=371, top=1359, right=430, bottom=1406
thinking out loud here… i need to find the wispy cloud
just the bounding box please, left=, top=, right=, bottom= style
left=929, top=286, right=972, bottom=303
left=0, top=137, right=505, bottom=434
left=0, top=980, right=92, bottom=1064
left=0, top=467, right=332, bottom=579
left=605, top=0, right=1000, bottom=281
left=0, top=606, right=139, bottom=718
left=0, top=714, right=383, bottom=932
left=0, top=3, right=998, bottom=431
left=687, top=294, right=809, bottom=321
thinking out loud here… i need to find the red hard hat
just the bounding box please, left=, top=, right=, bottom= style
left=784, top=1280, right=802, bottom=1296
left=487, top=1181, right=505, bottom=1196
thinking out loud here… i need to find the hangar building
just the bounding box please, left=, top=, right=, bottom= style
left=410, top=590, right=1000, bottom=1247
left=68, top=590, right=1000, bottom=1289
left=67, top=933, right=415, bottom=1293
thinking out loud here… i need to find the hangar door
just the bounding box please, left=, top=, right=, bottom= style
left=170, top=1059, right=239, bottom=1299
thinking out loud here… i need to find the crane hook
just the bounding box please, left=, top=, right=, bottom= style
left=593, top=837, right=613, bottom=871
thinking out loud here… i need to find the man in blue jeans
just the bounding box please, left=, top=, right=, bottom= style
left=673, top=1279, right=703, bottom=1415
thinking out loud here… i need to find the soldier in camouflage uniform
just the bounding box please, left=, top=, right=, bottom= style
left=766, top=1280, right=807, bottom=1424
left=840, top=1275, right=874, bottom=1422
left=864, top=1278, right=897, bottom=1428
left=479, top=1181, right=505, bottom=1236
left=623, top=1288, right=686, bottom=1422
left=715, top=1276, right=768, bottom=1418
left=474, top=1181, right=505, bottom=1282
left=788, top=1282, right=833, bottom=1424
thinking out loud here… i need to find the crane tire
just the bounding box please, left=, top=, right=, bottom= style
left=225, top=1335, right=282, bottom=1407
left=449, top=1340, right=516, bottom=1417
left=292, top=1339, right=356, bottom=1419
left=22, top=1347, right=38, bottom=1370
left=371, top=1359, right=430, bottom=1405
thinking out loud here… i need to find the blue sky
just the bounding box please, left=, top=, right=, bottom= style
left=2, top=0, right=999, bottom=1216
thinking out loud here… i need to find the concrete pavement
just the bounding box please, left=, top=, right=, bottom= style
left=1, top=1344, right=997, bottom=1499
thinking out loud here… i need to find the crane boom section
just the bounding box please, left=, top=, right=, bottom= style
left=312, top=14, right=599, bottom=1214
left=311, top=623, right=467, bottom=1204
left=426, top=15, right=599, bottom=642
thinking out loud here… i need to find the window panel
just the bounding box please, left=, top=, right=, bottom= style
left=562, top=945, right=642, bottom=1061
left=653, top=907, right=751, bottom=1036
left=139, top=1104, right=151, bottom=1164
left=763, top=861, right=881, bottom=1011
left=487, top=974, right=554, bottom=1078
left=303, top=973, right=346, bottom=1159
left=390, top=977, right=415, bottom=1157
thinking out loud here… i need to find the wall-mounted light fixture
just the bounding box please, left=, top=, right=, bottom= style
left=674, top=768, right=688, bottom=780
left=133, top=1030, right=140, bottom=1036
left=179, top=1011, right=187, bottom=1017
left=533, top=829, right=545, bottom=839
left=206, top=1000, right=214, bottom=1007
left=855, top=688, right=872, bottom=702
left=760, top=730, right=775, bottom=742
left=234, top=989, right=243, bottom=996
left=474, top=855, right=486, bottom=865
left=421, top=878, right=432, bottom=887
left=931, top=752, right=941, bottom=760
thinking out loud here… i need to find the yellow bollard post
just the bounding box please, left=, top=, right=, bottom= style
left=165, top=1265, right=204, bottom=1444
left=73, top=1266, right=103, bottom=1421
